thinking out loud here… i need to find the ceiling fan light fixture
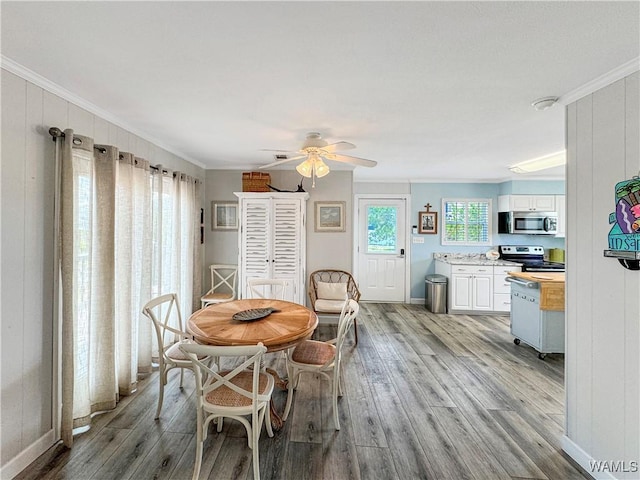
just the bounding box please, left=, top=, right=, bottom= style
left=314, top=157, right=330, bottom=178
left=296, top=159, right=313, bottom=177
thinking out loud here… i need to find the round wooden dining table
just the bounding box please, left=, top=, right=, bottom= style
left=187, top=298, right=318, bottom=429
left=188, top=298, right=318, bottom=351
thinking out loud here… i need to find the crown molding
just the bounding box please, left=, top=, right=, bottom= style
left=558, top=56, right=640, bottom=105
left=1, top=55, right=206, bottom=169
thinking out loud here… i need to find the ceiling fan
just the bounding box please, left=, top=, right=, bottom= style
left=259, top=132, right=377, bottom=187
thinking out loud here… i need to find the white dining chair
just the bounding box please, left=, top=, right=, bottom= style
left=201, top=264, right=238, bottom=308
left=142, top=293, right=211, bottom=419
left=282, top=298, right=359, bottom=429
left=247, top=278, right=288, bottom=300
left=179, top=342, right=274, bottom=480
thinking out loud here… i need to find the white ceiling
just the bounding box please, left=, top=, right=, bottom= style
left=2, top=1, right=639, bottom=182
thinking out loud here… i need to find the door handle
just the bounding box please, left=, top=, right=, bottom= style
left=398, top=248, right=405, bottom=258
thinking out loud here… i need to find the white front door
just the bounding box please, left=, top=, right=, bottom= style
left=357, top=198, right=407, bottom=301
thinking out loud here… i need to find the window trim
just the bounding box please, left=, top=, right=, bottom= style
left=441, top=198, right=492, bottom=246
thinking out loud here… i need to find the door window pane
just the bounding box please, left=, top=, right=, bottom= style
left=367, top=206, right=397, bottom=253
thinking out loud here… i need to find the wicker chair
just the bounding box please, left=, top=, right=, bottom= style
left=308, top=269, right=361, bottom=344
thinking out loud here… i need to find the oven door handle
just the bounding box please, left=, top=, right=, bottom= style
left=505, top=277, right=537, bottom=288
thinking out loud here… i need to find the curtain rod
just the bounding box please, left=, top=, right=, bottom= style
left=48, top=127, right=200, bottom=181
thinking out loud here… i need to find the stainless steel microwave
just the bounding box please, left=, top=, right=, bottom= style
left=498, top=211, right=558, bottom=235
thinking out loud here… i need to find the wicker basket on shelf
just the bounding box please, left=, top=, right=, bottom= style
left=242, top=172, right=271, bottom=192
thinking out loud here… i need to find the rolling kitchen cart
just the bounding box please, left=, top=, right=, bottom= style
left=506, top=276, right=565, bottom=359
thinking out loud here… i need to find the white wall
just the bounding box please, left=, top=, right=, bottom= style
left=203, top=169, right=353, bottom=306
left=203, top=170, right=243, bottom=289
left=0, top=69, right=205, bottom=477
left=353, top=181, right=411, bottom=195
left=564, top=72, right=640, bottom=479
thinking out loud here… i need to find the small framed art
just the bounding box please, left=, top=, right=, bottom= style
left=418, top=211, right=438, bottom=234
left=315, top=201, right=346, bottom=232
left=212, top=201, right=239, bottom=230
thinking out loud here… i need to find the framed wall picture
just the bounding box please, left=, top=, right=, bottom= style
left=418, top=211, right=438, bottom=234
left=315, top=201, right=346, bottom=232
left=211, top=201, right=239, bottom=230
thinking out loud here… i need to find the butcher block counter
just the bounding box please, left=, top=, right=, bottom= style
left=508, top=271, right=565, bottom=311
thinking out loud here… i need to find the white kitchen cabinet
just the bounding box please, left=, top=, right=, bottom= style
left=471, top=273, right=493, bottom=310
left=436, top=263, right=494, bottom=312
left=450, top=273, right=473, bottom=310
left=493, top=265, right=523, bottom=312
left=555, top=194, right=566, bottom=238
left=235, top=192, right=308, bottom=304
left=498, top=195, right=556, bottom=212
left=435, top=261, right=521, bottom=313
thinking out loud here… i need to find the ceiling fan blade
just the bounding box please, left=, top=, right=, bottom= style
left=259, top=149, right=300, bottom=153
left=321, top=141, right=356, bottom=153
left=323, top=153, right=377, bottom=168
left=258, top=155, right=307, bottom=169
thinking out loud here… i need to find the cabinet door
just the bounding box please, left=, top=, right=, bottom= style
left=451, top=274, right=473, bottom=310
left=240, top=198, right=271, bottom=297
left=494, top=293, right=512, bottom=312
left=508, top=195, right=555, bottom=211
left=532, top=195, right=555, bottom=211
left=272, top=198, right=303, bottom=302
left=510, top=195, right=534, bottom=211
left=472, top=274, right=493, bottom=310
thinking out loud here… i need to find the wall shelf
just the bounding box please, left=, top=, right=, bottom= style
left=604, top=250, right=640, bottom=270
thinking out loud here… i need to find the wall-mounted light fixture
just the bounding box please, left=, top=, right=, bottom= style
left=509, top=150, right=566, bottom=174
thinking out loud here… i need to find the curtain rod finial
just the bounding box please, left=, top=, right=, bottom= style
left=49, top=127, right=64, bottom=140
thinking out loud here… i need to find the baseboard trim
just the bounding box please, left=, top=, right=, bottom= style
left=410, top=297, right=426, bottom=305
left=0, top=429, right=56, bottom=480
left=562, top=435, right=615, bottom=480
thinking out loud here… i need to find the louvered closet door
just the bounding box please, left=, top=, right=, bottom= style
left=240, top=198, right=270, bottom=298
left=272, top=198, right=303, bottom=302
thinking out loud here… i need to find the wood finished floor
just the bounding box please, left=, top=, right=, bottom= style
left=17, top=304, right=589, bottom=480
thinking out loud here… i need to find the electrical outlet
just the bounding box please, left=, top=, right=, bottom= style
left=412, top=236, right=424, bottom=244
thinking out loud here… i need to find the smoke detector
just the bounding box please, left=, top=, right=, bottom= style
left=531, top=96, right=558, bottom=111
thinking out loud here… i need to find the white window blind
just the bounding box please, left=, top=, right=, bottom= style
left=442, top=199, right=492, bottom=246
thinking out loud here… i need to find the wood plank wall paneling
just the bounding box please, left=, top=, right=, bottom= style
left=564, top=101, right=577, bottom=441
left=1, top=69, right=28, bottom=464
left=591, top=79, right=627, bottom=463
left=0, top=70, right=206, bottom=474
left=565, top=71, right=640, bottom=478
left=573, top=93, right=595, bottom=454
left=23, top=81, right=50, bottom=446
left=623, top=72, right=640, bottom=474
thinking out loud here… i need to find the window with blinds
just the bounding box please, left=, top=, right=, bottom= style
left=442, top=199, right=492, bottom=245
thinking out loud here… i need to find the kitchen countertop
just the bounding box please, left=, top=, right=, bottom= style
left=434, top=257, right=522, bottom=267
left=508, top=271, right=565, bottom=283
left=508, top=271, right=565, bottom=311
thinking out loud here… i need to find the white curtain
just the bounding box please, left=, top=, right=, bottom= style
left=57, top=130, right=201, bottom=446
left=150, top=169, right=201, bottom=320
left=114, top=152, right=153, bottom=389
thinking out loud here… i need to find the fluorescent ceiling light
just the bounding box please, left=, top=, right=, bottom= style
left=509, top=151, right=566, bottom=174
